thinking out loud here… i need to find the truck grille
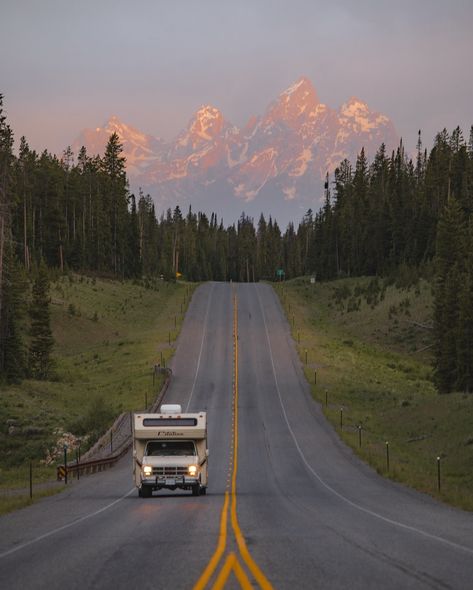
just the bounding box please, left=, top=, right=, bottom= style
left=152, top=466, right=188, bottom=477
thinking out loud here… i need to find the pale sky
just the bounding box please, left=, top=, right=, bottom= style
left=1, top=0, right=472, bottom=155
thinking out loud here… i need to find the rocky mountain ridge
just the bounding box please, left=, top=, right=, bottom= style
left=72, top=77, right=398, bottom=224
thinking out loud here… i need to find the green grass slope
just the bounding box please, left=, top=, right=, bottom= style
left=275, top=276, right=473, bottom=511
left=0, top=275, right=194, bottom=511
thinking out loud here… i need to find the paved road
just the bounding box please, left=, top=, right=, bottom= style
left=1, top=282, right=473, bottom=589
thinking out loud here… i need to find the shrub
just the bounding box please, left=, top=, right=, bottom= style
left=67, top=396, right=115, bottom=439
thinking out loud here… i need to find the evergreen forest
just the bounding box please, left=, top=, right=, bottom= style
left=0, top=94, right=472, bottom=393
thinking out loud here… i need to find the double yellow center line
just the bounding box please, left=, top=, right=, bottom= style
left=193, top=292, right=273, bottom=590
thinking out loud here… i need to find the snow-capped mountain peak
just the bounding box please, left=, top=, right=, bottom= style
left=339, top=97, right=392, bottom=134
left=71, top=77, right=398, bottom=225
left=72, top=116, right=163, bottom=175
left=340, top=97, right=370, bottom=117
left=189, top=104, right=224, bottom=140
left=262, top=77, right=320, bottom=131
left=281, top=76, right=319, bottom=103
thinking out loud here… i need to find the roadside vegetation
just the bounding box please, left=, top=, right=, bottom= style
left=0, top=274, right=193, bottom=514
left=276, top=276, right=473, bottom=511
left=1, top=94, right=472, bottom=514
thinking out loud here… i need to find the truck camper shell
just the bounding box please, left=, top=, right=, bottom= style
left=133, top=412, right=207, bottom=440
left=133, top=410, right=208, bottom=497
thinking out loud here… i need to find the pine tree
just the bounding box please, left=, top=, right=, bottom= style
left=182, top=206, right=198, bottom=280
left=1, top=247, right=27, bottom=381
left=29, top=261, right=54, bottom=379
left=124, top=194, right=141, bottom=278
left=101, top=133, right=128, bottom=275
left=433, top=196, right=467, bottom=392
left=0, top=94, right=14, bottom=328
left=215, top=220, right=228, bottom=281
left=332, top=159, right=353, bottom=276
left=236, top=214, right=257, bottom=282
left=256, top=213, right=268, bottom=279
left=15, top=136, right=36, bottom=271
left=456, top=221, right=473, bottom=392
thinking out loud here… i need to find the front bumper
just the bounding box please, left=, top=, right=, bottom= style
left=141, top=475, right=199, bottom=490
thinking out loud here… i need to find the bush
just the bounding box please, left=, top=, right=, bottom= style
left=395, top=263, right=420, bottom=290
left=67, top=396, right=115, bottom=439
left=333, top=284, right=352, bottom=305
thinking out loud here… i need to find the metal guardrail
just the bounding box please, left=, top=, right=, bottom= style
left=57, top=443, right=131, bottom=480
left=56, top=368, right=172, bottom=482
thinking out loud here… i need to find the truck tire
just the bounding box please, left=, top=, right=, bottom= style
left=200, top=487, right=207, bottom=496
left=140, top=486, right=152, bottom=498
left=192, top=485, right=200, bottom=496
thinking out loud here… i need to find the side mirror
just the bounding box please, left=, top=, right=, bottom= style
left=206, top=449, right=209, bottom=457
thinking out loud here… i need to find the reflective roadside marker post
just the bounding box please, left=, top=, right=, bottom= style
left=437, top=457, right=441, bottom=492
left=314, top=370, right=317, bottom=385
left=358, top=425, right=362, bottom=447
left=305, top=349, right=308, bottom=365
left=64, top=445, right=68, bottom=485
left=386, top=442, right=390, bottom=472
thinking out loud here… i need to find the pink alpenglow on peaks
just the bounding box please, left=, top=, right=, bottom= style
left=73, top=116, right=163, bottom=176
left=267, top=76, right=320, bottom=127
left=71, top=77, right=398, bottom=223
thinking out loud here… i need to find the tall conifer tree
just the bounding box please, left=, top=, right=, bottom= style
left=29, top=261, right=54, bottom=379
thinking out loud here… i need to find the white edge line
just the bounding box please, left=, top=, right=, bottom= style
left=0, top=488, right=135, bottom=560
left=185, top=282, right=215, bottom=412
left=0, top=285, right=216, bottom=561
left=255, top=284, right=473, bottom=557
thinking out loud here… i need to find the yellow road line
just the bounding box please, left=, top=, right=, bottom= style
left=192, top=492, right=230, bottom=590
left=193, top=288, right=273, bottom=590
left=212, top=552, right=253, bottom=590
left=231, top=294, right=274, bottom=590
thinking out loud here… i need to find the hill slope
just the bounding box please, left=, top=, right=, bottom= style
left=276, top=276, right=473, bottom=510
left=0, top=276, right=192, bottom=502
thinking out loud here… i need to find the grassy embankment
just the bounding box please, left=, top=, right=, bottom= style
left=275, top=276, right=473, bottom=511
left=0, top=275, right=194, bottom=514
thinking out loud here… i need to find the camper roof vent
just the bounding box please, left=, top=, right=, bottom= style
left=160, top=404, right=182, bottom=415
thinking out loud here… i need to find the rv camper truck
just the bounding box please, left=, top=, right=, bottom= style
left=133, top=405, right=208, bottom=497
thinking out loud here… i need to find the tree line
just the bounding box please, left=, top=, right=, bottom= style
left=303, top=128, right=473, bottom=393
left=0, top=93, right=472, bottom=392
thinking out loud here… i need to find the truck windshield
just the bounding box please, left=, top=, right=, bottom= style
left=145, top=441, right=196, bottom=457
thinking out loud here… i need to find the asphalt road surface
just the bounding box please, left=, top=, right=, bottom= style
left=1, top=282, right=473, bottom=590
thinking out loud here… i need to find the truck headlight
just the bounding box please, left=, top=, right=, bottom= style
left=188, top=465, right=197, bottom=476
left=143, top=465, right=153, bottom=477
